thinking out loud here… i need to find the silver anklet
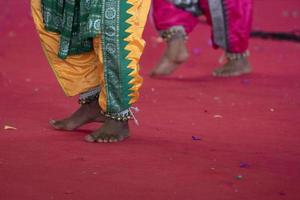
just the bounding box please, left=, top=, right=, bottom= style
left=101, top=109, right=132, bottom=121
left=78, top=87, right=100, bottom=105
left=226, top=50, right=250, bottom=60
left=101, top=107, right=140, bottom=125
left=160, top=26, right=188, bottom=42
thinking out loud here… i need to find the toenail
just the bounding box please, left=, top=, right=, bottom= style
left=85, top=135, right=95, bottom=142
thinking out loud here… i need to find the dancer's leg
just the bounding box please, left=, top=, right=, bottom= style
left=85, top=0, right=151, bottom=143
left=150, top=0, right=199, bottom=76
left=199, top=0, right=253, bottom=77
left=31, top=0, right=104, bottom=131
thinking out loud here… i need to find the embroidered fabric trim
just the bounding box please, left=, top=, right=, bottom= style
left=208, top=0, right=228, bottom=50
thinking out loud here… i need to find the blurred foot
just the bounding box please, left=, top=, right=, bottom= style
left=213, top=57, right=251, bottom=77
left=150, top=37, right=189, bottom=76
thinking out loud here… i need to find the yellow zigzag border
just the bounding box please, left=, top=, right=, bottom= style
left=123, top=0, right=151, bottom=104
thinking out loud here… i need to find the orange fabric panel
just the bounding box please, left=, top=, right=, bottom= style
left=31, top=0, right=101, bottom=96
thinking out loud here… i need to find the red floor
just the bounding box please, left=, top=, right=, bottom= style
left=1, top=1, right=300, bottom=200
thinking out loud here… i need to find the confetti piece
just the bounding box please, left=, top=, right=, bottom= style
left=235, top=175, right=243, bottom=180
left=240, top=162, right=250, bottom=168
left=241, top=79, right=251, bottom=85
left=192, top=136, right=202, bottom=141
left=4, top=125, right=17, bottom=130
left=213, top=115, right=223, bottom=118
left=270, top=108, right=275, bottom=112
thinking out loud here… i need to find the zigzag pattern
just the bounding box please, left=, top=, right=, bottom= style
left=120, top=0, right=146, bottom=105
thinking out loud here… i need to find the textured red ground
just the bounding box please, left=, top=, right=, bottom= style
left=1, top=1, right=300, bottom=200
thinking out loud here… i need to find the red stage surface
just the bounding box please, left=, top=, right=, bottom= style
left=0, top=1, right=300, bottom=200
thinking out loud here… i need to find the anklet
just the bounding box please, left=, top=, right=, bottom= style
left=226, top=50, right=250, bottom=60
left=78, top=87, right=100, bottom=105
left=160, top=26, right=188, bottom=42
left=101, top=109, right=132, bottom=121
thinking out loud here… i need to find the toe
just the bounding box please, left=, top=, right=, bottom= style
left=109, top=138, right=118, bottom=143
left=97, top=138, right=104, bottom=143
left=96, top=134, right=106, bottom=143
left=49, top=119, right=56, bottom=124
left=49, top=119, right=63, bottom=130
left=85, top=134, right=97, bottom=143
left=108, top=135, right=119, bottom=143
left=103, top=134, right=110, bottom=143
left=49, top=119, right=58, bottom=127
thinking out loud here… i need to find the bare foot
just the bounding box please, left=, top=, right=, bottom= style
left=212, top=57, right=251, bottom=77
left=49, top=100, right=105, bottom=131
left=150, top=38, right=189, bottom=76
left=85, top=119, right=129, bottom=143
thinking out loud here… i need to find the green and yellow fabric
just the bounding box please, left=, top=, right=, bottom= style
left=31, top=0, right=151, bottom=114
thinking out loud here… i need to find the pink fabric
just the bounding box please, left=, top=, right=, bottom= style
left=152, top=0, right=253, bottom=53
left=152, top=0, right=199, bottom=34
left=223, top=0, right=253, bottom=52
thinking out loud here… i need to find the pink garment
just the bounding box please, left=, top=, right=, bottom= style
left=153, top=0, right=253, bottom=53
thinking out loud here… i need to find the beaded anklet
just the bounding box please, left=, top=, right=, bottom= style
left=160, top=26, right=188, bottom=42
left=226, top=50, right=250, bottom=60
left=78, top=87, right=100, bottom=105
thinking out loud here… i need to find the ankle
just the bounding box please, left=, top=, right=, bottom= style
left=161, top=26, right=188, bottom=43
left=226, top=50, right=250, bottom=61
left=78, top=87, right=100, bottom=105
